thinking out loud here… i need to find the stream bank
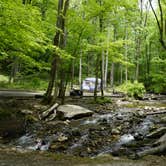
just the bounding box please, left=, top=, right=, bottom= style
left=0, top=149, right=166, bottom=166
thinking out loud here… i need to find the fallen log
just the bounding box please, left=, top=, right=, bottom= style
left=146, top=127, right=166, bottom=138
left=154, top=133, right=166, bottom=146
left=40, top=103, right=59, bottom=120
left=146, top=110, right=166, bottom=115
left=136, top=142, right=166, bottom=158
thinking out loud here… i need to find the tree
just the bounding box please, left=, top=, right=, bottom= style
left=0, top=0, right=51, bottom=83
left=45, top=0, right=70, bottom=103
left=149, top=0, right=166, bottom=50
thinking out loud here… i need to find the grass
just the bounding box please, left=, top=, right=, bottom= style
left=0, top=75, right=48, bottom=91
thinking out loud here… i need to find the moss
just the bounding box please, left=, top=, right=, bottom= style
left=90, top=97, right=112, bottom=105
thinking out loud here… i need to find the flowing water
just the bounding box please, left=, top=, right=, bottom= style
left=0, top=97, right=166, bottom=165
left=10, top=107, right=164, bottom=157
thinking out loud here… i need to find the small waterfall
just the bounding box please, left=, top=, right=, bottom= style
left=83, top=113, right=113, bottom=125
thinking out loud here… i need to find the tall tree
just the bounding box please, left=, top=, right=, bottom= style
left=149, top=0, right=166, bottom=50
left=45, top=0, right=69, bottom=102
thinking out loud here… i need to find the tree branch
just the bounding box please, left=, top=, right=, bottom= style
left=149, top=0, right=166, bottom=49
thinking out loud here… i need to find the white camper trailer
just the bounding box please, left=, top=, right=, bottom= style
left=82, top=77, right=101, bottom=92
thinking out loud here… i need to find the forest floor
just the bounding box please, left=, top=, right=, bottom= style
left=0, top=96, right=166, bottom=166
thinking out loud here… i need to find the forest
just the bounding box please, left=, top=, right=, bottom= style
left=0, top=0, right=165, bottom=100
left=0, top=0, right=166, bottom=165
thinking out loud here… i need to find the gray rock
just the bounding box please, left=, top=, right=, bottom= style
left=57, top=104, right=93, bottom=120
left=57, top=134, right=68, bottom=142
left=111, top=128, right=120, bottom=135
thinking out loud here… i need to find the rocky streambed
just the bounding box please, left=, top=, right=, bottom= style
left=0, top=96, right=166, bottom=165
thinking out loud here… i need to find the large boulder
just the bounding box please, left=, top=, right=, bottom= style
left=57, top=104, right=93, bottom=120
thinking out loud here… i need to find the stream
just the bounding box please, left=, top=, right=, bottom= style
left=0, top=96, right=166, bottom=165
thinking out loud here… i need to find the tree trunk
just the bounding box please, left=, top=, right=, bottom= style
left=9, top=57, right=19, bottom=84
left=94, top=0, right=104, bottom=100
left=79, top=52, right=82, bottom=89
left=149, top=0, right=166, bottom=50
left=101, top=50, right=105, bottom=86
left=100, top=59, right=104, bottom=98
left=71, top=59, right=75, bottom=89
left=125, top=27, right=128, bottom=82
left=45, top=57, right=58, bottom=101
left=58, top=71, right=67, bottom=105
left=147, top=43, right=150, bottom=76
left=135, top=39, right=140, bottom=81
left=110, top=25, right=116, bottom=89
left=100, top=50, right=104, bottom=97
left=104, top=27, right=110, bottom=88
left=94, top=54, right=100, bottom=101
left=104, top=52, right=108, bottom=88
left=45, top=0, right=69, bottom=103
left=110, top=63, right=114, bottom=89
left=87, top=54, right=89, bottom=76
left=120, top=65, right=123, bottom=84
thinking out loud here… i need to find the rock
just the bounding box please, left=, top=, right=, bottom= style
left=137, top=110, right=145, bottom=117
left=57, top=133, right=68, bottom=142
left=144, top=106, right=151, bottom=110
left=116, top=115, right=123, bottom=120
left=147, top=127, right=166, bottom=138
left=57, top=104, right=93, bottom=120
left=30, top=139, right=50, bottom=151
left=21, top=109, right=33, bottom=114
left=112, top=128, right=121, bottom=135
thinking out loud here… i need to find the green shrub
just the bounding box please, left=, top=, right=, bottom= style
left=117, top=81, right=146, bottom=99
left=30, top=77, right=41, bottom=88
left=148, top=74, right=166, bottom=94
